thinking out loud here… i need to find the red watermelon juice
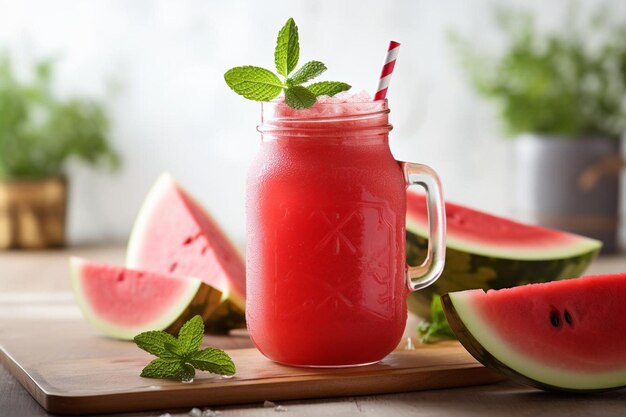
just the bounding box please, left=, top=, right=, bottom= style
left=246, top=95, right=445, bottom=366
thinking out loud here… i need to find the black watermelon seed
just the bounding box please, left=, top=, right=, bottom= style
left=169, top=262, right=178, bottom=273
left=550, top=310, right=561, bottom=328
left=564, top=309, right=573, bottom=325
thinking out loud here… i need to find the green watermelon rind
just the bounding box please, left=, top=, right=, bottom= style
left=406, top=232, right=600, bottom=318
left=442, top=291, right=626, bottom=392
left=125, top=172, right=246, bottom=310
left=69, top=257, right=210, bottom=340
left=407, top=217, right=602, bottom=261
left=204, top=298, right=246, bottom=334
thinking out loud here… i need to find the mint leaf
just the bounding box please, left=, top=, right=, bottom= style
left=284, top=86, right=316, bottom=109
left=224, top=18, right=351, bottom=110
left=164, top=341, right=184, bottom=357
left=140, top=358, right=182, bottom=379
left=275, top=18, right=299, bottom=76
left=307, top=81, right=351, bottom=97
left=417, top=295, right=457, bottom=344
left=177, top=315, right=204, bottom=354
left=134, top=331, right=180, bottom=359
left=190, top=347, right=236, bottom=376
left=134, top=315, right=236, bottom=382
left=288, top=61, right=326, bottom=86
left=224, top=66, right=283, bottom=101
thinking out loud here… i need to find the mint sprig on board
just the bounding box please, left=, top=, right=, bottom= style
left=417, top=295, right=457, bottom=344
left=224, top=18, right=351, bottom=109
left=134, top=315, right=235, bottom=382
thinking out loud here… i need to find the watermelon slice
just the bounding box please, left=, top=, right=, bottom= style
left=441, top=274, right=626, bottom=392
left=126, top=173, right=245, bottom=332
left=406, top=191, right=602, bottom=318
left=70, top=257, right=222, bottom=340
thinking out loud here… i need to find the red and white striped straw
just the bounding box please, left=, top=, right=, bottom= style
left=374, top=41, right=401, bottom=101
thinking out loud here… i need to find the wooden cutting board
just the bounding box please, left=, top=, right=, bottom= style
left=0, top=318, right=504, bottom=415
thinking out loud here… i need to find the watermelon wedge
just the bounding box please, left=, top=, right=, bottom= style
left=442, top=274, right=626, bottom=392
left=406, top=191, right=602, bottom=318
left=126, top=173, right=245, bottom=332
left=70, top=257, right=222, bottom=340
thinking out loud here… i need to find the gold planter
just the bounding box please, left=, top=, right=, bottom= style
left=0, top=177, right=67, bottom=249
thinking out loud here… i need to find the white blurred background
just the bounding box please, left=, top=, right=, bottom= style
left=0, top=0, right=622, bottom=247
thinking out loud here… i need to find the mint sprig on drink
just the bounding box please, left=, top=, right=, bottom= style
left=134, top=315, right=235, bottom=382
left=224, top=18, right=351, bottom=109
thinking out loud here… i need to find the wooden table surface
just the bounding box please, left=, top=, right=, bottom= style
left=2, top=245, right=626, bottom=417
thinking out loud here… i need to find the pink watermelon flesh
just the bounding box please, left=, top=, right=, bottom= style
left=465, top=274, right=626, bottom=371
left=126, top=173, right=245, bottom=304
left=75, top=261, right=191, bottom=326
left=70, top=257, right=214, bottom=340
left=407, top=191, right=600, bottom=259
left=443, top=273, right=626, bottom=391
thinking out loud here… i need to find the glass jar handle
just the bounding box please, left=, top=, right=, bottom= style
left=400, top=162, right=446, bottom=291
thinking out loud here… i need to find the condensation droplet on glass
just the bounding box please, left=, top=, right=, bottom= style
left=202, top=409, right=222, bottom=417
left=221, top=374, right=234, bottom=379
left=264, top=400, right=277, bottom=408
left=405, top=337, right=415, bottom=351
left=189, top=408, right=202, bottom=417
left=182, top=375, right=194, bottom=384
left=275, top=405, right=288, bottom=412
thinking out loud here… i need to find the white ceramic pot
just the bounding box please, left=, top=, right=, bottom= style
left=514, top=134, right=622, bottom=253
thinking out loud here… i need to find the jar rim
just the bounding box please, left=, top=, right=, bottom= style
left=261, top=98, right=388, bottom=119
left=258, top=99, right=392, bottom=136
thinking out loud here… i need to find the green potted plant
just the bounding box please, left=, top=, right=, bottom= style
left=0, top=54, right=119, bottom=249
left=452, top=10, right=626, bottom=252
